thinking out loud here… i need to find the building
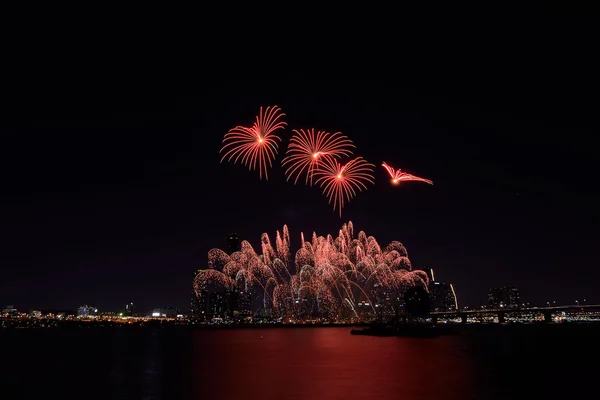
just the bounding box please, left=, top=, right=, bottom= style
left=235, top=290, right=252, bottom=317
left=151, top=307, right=178, bottom=318
left=77, top=305, right=98, bottom=318
left=488, top=286, right=521, bottom=309
left=190, top=269, right=200, bottom=319
left=196, top=289, right=209, bottom=321
left=208, top=291, right=228, bottom=319
left=100, top=312, right=116, bottom=317
left=190, top=289, right=225, bottom=321
left=190, top=289, right=201, bottom=319
left=2, top=305, right=18, bottom=316
left=227, top=232, right=241, bottom=254
left=36, top=309, right=77, bottom=318
left=124, top=302, right=135, bottom=316
left=191, top=268, right=210, bottom=321
left=424, top=269, right=458, bottom=312
left=429, top=281, right=458, bottom=312
left=191, top=287, right=252, bottom=321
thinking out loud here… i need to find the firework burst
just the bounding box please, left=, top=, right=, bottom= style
left=313, top=157, right=375, bottom=217
left=382, top=162, right=433, bottom=185
left=282, top=129, right=355, bottom=185
left=220, top=106, right=287, bottom=180
left=194, top=221, right=429, bottom=322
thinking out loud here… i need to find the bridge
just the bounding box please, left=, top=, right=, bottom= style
left=429, top=304, right=600, bottom=323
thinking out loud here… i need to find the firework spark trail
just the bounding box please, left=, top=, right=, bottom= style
left=194, top=222, right=429, bottom=322
left=313, top=157, right=376, bottom=217
left=282, top=129, right=355, bottom=185
left=382, top=162, right=433, bottom=185
left=220, top=106, right=287, bottom=180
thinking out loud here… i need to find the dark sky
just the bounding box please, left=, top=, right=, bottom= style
left=1, top=9, right=598, bottom=313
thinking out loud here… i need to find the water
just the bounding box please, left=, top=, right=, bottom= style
left=0, top=324, right=597, bottom=399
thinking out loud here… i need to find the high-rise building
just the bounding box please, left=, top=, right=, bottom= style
left=236, top=291, right=252, bottom=317
left=124, top=302, right=134, bottom=316
left=197, top=289, right=209, bottom=321
left=191, top=285, right=252, bottom=322
left=190, top=289, right=201, bottom=319
left=209, top=292, right=227, bottom=319
left=227, top=233, right=240, bottom=254
left=77, top=305, right=98, bottom=317
left=151, top=307, right=178, bottom=318
left=488, top=286, right=521, bottom=309
left=429, top=281, right=458, bottom=312
left=190, top=269, right=200, bottom=319
left=425, top=269, right=458, bottom=312
left=2, top=305, right=17, bottom=316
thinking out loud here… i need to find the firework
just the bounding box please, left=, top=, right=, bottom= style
left=313, top=157, right=375, bottom=217
left=220, top=106, right=287, bottom=180
left=382, top=162, right=433, bottom=185
left=194, top=221, right=429, bottom=322
left=282, top=129, right=355, bottom=185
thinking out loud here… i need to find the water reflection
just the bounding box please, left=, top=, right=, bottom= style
left=1, top=325, right=598, bottom=399
left=191, top=328, right=477, bottom=399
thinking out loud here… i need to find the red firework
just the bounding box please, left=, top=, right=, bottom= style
left=382, top=162, right=433, bottom=185
left=314, top=157, right=375, bottom=217
left=220, top=106, right=287, bottom=180
left=282, top=128, right=355, bottom=185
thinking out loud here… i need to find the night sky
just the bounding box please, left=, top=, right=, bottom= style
left=1, top=11, right=598, bottom=313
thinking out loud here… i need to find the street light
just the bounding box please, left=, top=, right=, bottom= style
left=575, top=300, right=579, bottom=306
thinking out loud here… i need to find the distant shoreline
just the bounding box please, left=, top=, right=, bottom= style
left=2, top=320, right=600, bottom=332
left=0, top=320, right=369, bottom=330
left=190, top=322, right=369, bottom=330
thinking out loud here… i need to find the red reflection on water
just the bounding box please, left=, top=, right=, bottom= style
left=192, top=328, right=476, bottom=399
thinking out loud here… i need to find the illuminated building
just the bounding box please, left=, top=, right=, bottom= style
left=488, top=286, right=521, bottom=309
left=426, top=268, right=458, bottom=312
left=190, top=289, right=201, bottom=319
left=227, top=232, right=240, bottom=254
left=190, top=269, right=201, bottom=319
left=37, top=309, right=76, bottom=317
left=77, top=305, right=98, bottom=317
left=236, top=290, right=252, bottom=317
left=151, top=307, right=177, bottom=318
left=192, top=261, right=252, bottom=321
left=191, top=269, right=209, bottom=321
left=195, top=289, right=250, bottom=321
left=124, top=302, right=135, bottom=316
left=100, top=312, right=116, bottom=317
left=429, top=281, right=458, bottom=312
left=370, top=283, right=403, bottom=317
left=209, top=292, right=227, bottom=319
left=2, top=305, right=17, bottom=316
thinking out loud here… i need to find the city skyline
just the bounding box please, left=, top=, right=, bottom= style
left=1, top=80, right=597, bottom=312
left=3, top=225, right=589, bottom=317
